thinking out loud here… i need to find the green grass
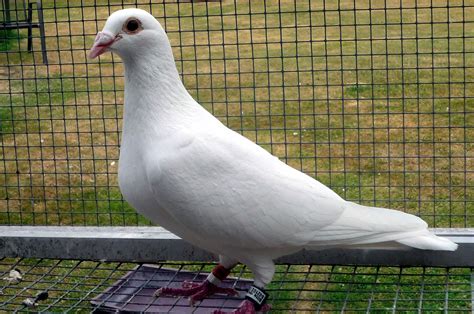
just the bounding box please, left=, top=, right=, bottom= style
left=1, top=0, right=472, bottom=227
left=0, top=106, right=13, bottom=133
left=0, top=29, right=24, bottom=51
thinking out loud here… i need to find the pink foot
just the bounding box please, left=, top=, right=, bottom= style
left=155, top=280, right=238, bottom=305
left=213, top=300, right=271, bottom=314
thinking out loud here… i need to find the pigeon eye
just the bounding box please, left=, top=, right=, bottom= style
left=124, top=18, right=141, bottom=34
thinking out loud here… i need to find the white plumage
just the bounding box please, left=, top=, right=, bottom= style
left=90, top=7, right=457, bottom=298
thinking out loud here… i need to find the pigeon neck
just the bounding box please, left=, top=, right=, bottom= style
left=123, top=56, right=186, bottom=93
left=122, top=52, right=193, bottom=114
left=120, top=51, right=198, bottom=141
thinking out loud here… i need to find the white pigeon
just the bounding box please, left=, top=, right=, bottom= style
left=89, top=8, right=457, bottom=314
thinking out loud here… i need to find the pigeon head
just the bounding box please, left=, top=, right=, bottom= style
left=89, top=8, right=167, bottom=60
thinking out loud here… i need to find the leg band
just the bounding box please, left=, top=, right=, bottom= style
left=245, top=285, right=268, bottom=311
left=206, top=264, right=231, bottom=286
left=206, top=272, right=222, bottom=286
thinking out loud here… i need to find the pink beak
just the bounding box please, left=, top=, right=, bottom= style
left=88, top=31, right=117, bottom=59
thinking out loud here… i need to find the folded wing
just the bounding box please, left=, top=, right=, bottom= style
left=147, top=121, right=457, bottom=253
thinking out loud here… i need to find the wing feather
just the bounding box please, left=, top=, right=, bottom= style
left=146, top=127, right=345, bottom=249
left=147, top=125, right=455, bottom=252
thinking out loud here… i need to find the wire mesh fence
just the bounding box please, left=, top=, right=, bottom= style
left=1, top=0, right=473, bottom=227
left=0, top=258, right=472, bottom=312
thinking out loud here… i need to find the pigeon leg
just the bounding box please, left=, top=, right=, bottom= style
left=212, top=259, right=275, bottom=314
left=154, top=263, right=238, bottom=305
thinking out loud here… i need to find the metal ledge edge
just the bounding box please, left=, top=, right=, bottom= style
left=1, top=226, right=473, bottom=266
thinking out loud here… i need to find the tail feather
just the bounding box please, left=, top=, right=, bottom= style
left=397, top=231, right=458, bottom=251
left=309, top=202, right=458, bottom=251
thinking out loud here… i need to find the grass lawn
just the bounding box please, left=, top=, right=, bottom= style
left=0, top=0, right=473, bottom=311
left=1, top=0, right=472, bottom=227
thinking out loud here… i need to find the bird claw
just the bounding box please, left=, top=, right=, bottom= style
left=182, top=280, right=200, bottom=289
left=213, top=300, right=271, bottom=314
left=154, top=280, right=238, bottom=305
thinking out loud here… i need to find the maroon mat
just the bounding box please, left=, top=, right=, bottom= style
left=91, top=265, right=252, bottom=313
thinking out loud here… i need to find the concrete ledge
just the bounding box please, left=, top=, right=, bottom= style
left=1, top=226, right=473, bottom=266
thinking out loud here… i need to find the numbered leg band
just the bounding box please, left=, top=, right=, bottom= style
left=245, top=285, right=268, bottom=311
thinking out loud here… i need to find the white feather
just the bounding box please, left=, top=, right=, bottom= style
left=93, top=8, right=458, bottom=288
